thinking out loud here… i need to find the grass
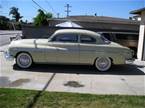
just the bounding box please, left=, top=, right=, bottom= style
left=0, top=88, right=144, bottom=108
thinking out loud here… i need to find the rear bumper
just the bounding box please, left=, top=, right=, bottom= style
left=4, top=51, right=14, bottom=61
left=125, top=58, right=135, bottom=63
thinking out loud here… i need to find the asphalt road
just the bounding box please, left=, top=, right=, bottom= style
left=0, top=30, right=22, bottom=46
left=0, top=45, right=145, bottom=95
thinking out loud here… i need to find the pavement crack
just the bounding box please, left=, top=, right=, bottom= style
left=120, top=76, right=137, bottom=95
left=26, top=73, right=56, bottom=108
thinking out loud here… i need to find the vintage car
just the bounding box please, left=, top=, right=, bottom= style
left=5, top=29, right=134, bottom=71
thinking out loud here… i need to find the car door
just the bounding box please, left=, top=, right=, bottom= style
left=34, top=39, right=57, bottom=63
left=79, top=34, right=98, bottom=64
left=42, top=43, right=58, bottom=63
left=51, top=33, right=79, bottom=64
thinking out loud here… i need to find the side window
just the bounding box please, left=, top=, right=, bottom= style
left=52, top=34, right=78, bottom=43
left=80, top=35, right=96, bottom=44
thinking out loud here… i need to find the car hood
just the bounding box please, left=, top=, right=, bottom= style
left=9, top=39, right=48, bottom=47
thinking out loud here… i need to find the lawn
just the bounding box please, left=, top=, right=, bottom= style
left=0, top=88, right=144, bottom=108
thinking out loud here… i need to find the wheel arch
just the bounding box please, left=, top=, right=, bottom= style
left=15, top=51, right=33, bottom=62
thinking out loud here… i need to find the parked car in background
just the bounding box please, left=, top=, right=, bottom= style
left=5, top=29, right=134, bottom=71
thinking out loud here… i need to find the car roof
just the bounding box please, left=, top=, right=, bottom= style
left=54, top=29, right=100, bottom=37
left=97, top=31, right=138, bottom=35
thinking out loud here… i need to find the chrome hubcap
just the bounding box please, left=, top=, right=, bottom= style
left=19, top=55, right=30, bottom=66
left=97, top=58, right=109, bottom=68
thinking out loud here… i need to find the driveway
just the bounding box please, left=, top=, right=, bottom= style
left=0, top=45, right=145, bottom=95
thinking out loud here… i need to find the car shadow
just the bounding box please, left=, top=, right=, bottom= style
left=13, top=63, right=145, bottom=75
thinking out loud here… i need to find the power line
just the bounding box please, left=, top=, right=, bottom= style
left=57, top=13, right=60, bottom=18
left=32, top=5, right=39, bottom=11
left=45, top=0, right=59, bottom=18
left=65, top=4, right=71, bottom=17
left=45, top=0, right=57, bottom=14
left=32, top=0, right=47, bottom=13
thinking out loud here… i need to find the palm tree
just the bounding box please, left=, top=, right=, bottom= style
left=33, top=9, right=52, bottom=26
left=9, top=7, right=23, bottom=22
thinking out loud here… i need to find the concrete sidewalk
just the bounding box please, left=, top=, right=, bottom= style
left=0, top=45, right=145, bottom=95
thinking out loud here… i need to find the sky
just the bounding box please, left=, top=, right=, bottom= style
left=0, top=0, right=145, bottom=22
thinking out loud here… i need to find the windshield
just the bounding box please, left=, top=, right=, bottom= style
left=100, top=35, right=111, bottom=44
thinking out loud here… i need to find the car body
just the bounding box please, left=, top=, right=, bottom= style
left=99, top=31, right=138, bottom=57
left=5, top=29, right=134, bottom=71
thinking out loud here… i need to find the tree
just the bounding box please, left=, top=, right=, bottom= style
left=33, top=9, right=52, bottom=26
left=0, top=16, right=10, bottom=29
left=9, top=7, right=23, bottom=22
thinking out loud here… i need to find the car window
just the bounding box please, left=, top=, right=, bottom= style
left=100, top=36, right=111, bottom=44
left=80, top=35, right=96, bottom=44
left=102, top=33, right=111, bottom=40
left=52, top=34, right=78, bottom=43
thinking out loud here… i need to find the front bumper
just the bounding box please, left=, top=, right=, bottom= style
left=4, top=51, right=14, bottom=61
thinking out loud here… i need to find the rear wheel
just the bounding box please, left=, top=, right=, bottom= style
left=95, top=57, right=111, bottom=71
left=16, top=53, right=32, bottom=68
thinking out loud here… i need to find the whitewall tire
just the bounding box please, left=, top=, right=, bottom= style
left=95, top=57, right=111, bottom=71
left=16, top=53, right=32, bottom=68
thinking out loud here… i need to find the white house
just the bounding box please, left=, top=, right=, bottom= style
left=130, top=8, right=145, bottom=61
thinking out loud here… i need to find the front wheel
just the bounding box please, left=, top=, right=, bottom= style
left=16, top=53, right=32, bottom=68
left=95, top=57, right=111, bottom=71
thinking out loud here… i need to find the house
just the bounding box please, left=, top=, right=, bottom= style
left=22, top=16, right=139, bottom=38
left=130, top=7, right=145, bottom=61
left=48, top=16, right=139, bottom=33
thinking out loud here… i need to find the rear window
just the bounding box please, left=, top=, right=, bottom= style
left=102, top=33, right=111, bottom=40
left=80, top=35, right=96, bottom=44
left=101, top=36, right=111, bottom=44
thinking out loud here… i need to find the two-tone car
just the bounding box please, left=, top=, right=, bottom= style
left=5, top=29, right=134, bottom=71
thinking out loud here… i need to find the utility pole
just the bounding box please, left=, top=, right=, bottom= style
left=57, top=13, right=60, bottom=18
left=95, top=13, right=97, bottom=16
left=65, top=4, right=71, bottom=17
